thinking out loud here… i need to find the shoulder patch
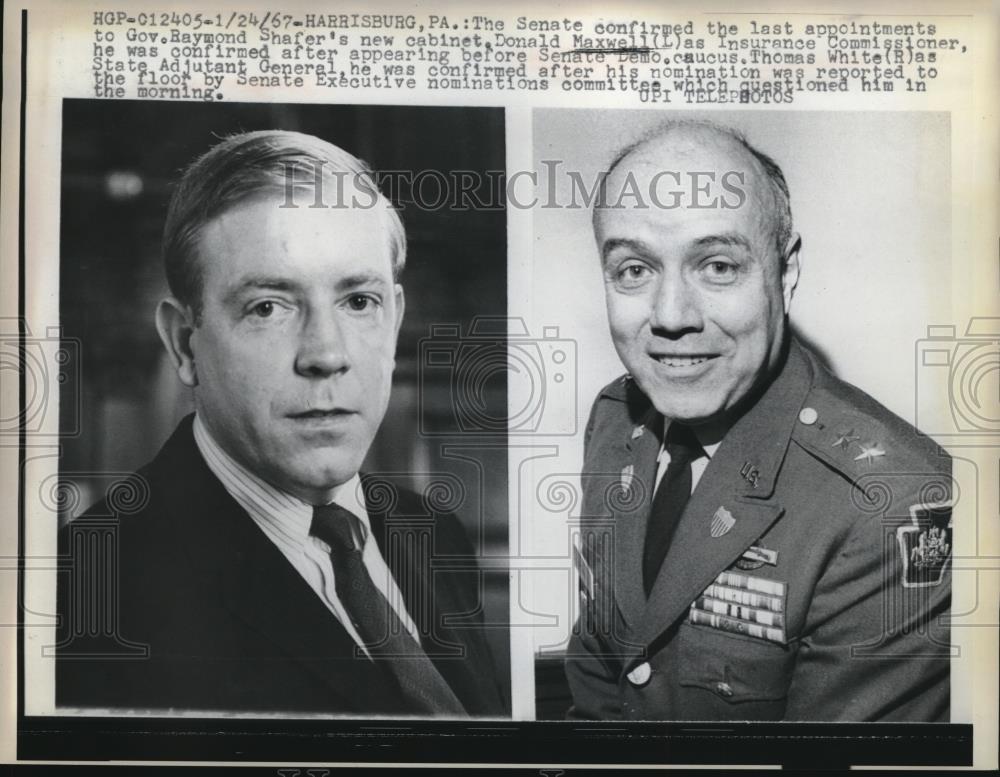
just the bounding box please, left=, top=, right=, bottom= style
left=896, top=500, right=953, bottom=588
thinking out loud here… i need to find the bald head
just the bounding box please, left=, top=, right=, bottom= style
left=599, top=121, right=793, bottom=260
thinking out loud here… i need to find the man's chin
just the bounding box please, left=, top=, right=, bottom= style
left=273, top=460, right=365, bottom=503
left=646, top=392, right=726, bottom=427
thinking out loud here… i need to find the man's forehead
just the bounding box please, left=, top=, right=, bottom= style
left=594, top=128, right=778, bottom=247
left=197, top=193, right=396, bottom=275
left=610, top=128, right=763, bottom=185
left=594, top=205, right=761, bottom=254
left=204, top=190, right=392, bottom=240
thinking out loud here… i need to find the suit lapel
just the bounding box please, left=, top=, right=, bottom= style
left=156, top=418, right=402, bottom=713
left=215, top=512, right=403, bottom=712
left=637, top=341, right=815, bottom=648
left=366, top=501, right=482, bottom=712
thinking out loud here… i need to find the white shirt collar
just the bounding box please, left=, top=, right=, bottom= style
left=192, top=414, right=371, bottom=544
left=659, top=418, right=723, bottom=462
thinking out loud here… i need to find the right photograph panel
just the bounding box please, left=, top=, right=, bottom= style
left=529, top=110, right=954, bottom=722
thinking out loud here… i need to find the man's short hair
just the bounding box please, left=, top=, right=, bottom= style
left=604, top=120, right=793, bottom=257
left=162, top=130, right=406, bottom=319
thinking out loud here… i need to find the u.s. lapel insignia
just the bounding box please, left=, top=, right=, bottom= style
left=854, top=442, right=887, bottom=464
left=739, top=461, right=760, bottom=488
left=620, top=464, right=635, bottom=496
left=710, top=506, right=736, bottom=538
left=896, top=500, right=953, bottom=588
left=631, top=424, right=645, bottom=440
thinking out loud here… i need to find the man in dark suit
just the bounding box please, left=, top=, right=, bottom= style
left=56, top=130, right=505, bottom=717
left=565, top=120, right=952, bottom=721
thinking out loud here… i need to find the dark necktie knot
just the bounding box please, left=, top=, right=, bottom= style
left=310, top=503, right=362, bottom=555
left=665, top=422, right=704, bottom=466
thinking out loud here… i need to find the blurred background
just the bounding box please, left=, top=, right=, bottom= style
left=58, top=99, right=509, bottom=706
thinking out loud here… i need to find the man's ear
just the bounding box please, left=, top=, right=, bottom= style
left=780, top=233, right=802, bottom=315
left=392, top=283, right=405, bottom=339
left=155, top=297, right=198, bottom=387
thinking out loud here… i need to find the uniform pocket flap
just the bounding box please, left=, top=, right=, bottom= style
left=678, top=623, right=793, bottom=703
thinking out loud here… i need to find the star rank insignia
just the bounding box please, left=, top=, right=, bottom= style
left=832, top=429, right=861, bottom=450
left=853, top=443, right=887, bottom=464
left=896, top=500, right=953, bottom=588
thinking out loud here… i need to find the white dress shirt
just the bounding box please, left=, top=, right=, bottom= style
left=192, top=414, right=420, bottom=654
left=654, top=420, right=723, bottom=492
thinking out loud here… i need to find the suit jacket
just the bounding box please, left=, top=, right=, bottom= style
left=56, top=415, right=506, bottom=717
left=566, top=339, right=952, bottom=721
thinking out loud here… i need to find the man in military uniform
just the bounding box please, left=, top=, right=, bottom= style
left=565, top=121, right=952, bottom=721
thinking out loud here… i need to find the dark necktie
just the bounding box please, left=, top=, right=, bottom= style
left=642, top=423, right=705, bottom=597
left=310, top=503, right=466, bottom=716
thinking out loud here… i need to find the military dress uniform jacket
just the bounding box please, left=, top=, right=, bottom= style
left=56, top=415, right=507, bottom=717
left=566, top=340, right=952, bottom=721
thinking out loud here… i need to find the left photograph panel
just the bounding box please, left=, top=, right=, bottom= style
left=25, top=99, right=510, bottom=719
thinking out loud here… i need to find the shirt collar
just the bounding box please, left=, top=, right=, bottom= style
left=192, top=414, right=371, bottom=543
left=660, top=417, right=723, bottom=461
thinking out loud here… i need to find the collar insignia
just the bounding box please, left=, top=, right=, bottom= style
left=710, top=506, right=736, bottom=538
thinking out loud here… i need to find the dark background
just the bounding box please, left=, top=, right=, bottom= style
left=58, top=99, right=509, bottom=707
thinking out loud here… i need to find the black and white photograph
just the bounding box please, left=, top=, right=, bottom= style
left=528, top=109, right=955, bottom=721
left=47, top=100, right=510, bottom=718
left=3, top=0, right=996, bottom=770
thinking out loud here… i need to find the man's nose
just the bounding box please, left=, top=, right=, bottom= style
left=649, top=270, right=704, bottom=335
left=294, top=309, right=351, bottom=377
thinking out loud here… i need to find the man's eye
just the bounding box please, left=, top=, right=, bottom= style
left=615, top=263, right=652, bottom=287
left=703, top=260, right=739, bottom=281
left=347, top=294, right=377, bottom=312
left=251, top=301, right=275, bottom=318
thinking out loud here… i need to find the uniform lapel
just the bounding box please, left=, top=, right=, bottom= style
left=638, top=450, right=784, bottom=646
left=611, top=406, right=662, bottom=629
left=637, top=341, right=815, bottom=647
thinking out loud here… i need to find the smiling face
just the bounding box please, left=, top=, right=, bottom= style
left=186, top=190, right=403, bottom=504
left=595, top=129, right=799, bottom=431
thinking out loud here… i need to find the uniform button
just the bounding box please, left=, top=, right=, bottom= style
left=798, top=407, right=818, bottom=425
left=714, top=681, right=734, bottom=698
left=627, top=662, right=652, bottom=686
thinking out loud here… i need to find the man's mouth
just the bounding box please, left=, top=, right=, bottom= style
left=651, top=354, right=718, bottom=368
left=288, top=408, right=357, bottom=420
